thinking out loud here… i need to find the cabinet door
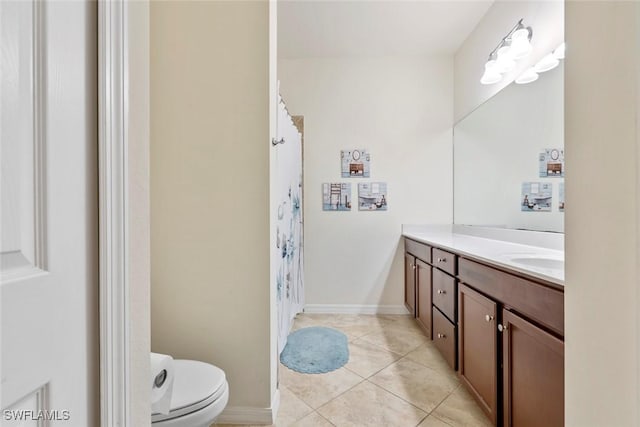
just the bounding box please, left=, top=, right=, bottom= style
left=404, top=253, right=416, bottom=316
left=502, top=309, right=564, bottom=427
left=415, top=259, right=431, bottom=337
left=459, top=284, right=498, bottom=425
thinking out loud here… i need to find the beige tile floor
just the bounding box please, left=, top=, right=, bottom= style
left=216, top=314, right=492, bottom=427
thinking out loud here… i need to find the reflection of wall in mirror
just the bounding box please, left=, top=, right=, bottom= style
left=454, top=63, right=564, bottom=233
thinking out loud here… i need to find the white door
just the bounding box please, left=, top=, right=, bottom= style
left=1, top=1, right=98, bottom=426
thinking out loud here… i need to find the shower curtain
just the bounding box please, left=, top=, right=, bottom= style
left=275, top=95, right=304, bottom=355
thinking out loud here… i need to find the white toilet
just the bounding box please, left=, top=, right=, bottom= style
left=152, top=360, right=229, bottom=427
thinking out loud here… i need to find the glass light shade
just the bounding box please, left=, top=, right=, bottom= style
left=480, top=60, right=502, bottom=84
left=553, top=42, right=565, bottom=59
left=481, top=69, right=502, bottom=85
left=509, top=28, right=532, bottom=60
left=534, top=53, right=560, bottom=73
left=495, top=45, right=515, bottom=73
left=515, top=67, right=539, bottom=84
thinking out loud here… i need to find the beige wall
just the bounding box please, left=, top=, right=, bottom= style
left=565, top=2, right=639, bottom=426
left=454, top=1, right=563, bottom=122
left=279, top=56, right=453, bottom=312
left=150, top=0, right=276, bottom=418
left=128, top=1, right=151, bottom=425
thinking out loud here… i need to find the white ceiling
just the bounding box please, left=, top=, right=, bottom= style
left=278, top=0, right=494, bottom=59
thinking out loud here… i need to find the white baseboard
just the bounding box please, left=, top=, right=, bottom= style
left=303, top=304, right=409, bottom=315
left=216, top=389, right=280, bottom=425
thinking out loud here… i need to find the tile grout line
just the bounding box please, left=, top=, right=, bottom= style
left=396, top=353, right=462, bottom=382
left=355, top=335, right=425, bottom=359
left=423, top=383, right=463, bottom=425
left=413, top=413, right=429, bottom=427
left=358, top=356, right=460, bottom=421
left=363, top=378, right=433, bottom=419
left=342, top=348, right=402, bottom=380
left=281, top=362, right=369, bottom=412
left=280, top=385, right=317, bottom=426
left=430, top=412, right=457, bottom=427
left=313, top=410, right=337, bottom=427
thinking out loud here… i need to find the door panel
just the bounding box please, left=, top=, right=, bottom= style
left=416, top=259, right=431, bottom=337
left=0, top=0, right=44, bottom=280
left=1, top=1, right=98, bottom=425
left=459, top=284, right=498, bottom=425
left=404, top=254, right=416, bottom=316
left=502, top=309, right=564, bottom=427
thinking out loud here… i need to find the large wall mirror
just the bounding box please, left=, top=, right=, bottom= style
left=454, top=63, right=564, bottom=233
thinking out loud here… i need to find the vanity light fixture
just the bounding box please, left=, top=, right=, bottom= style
left=515, top=67, right=539, bottom=84
left=534, top=53, right=560, bottom=73
left=480, top=60, right=503, bottom=85
left=495, top=45, right=516, bottom=73
left=517, top=42, right=565, bottom=84
left=480, top=19, right=533, bottom=85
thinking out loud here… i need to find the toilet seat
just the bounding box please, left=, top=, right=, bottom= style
left=152, top=360, right=228, bottom=425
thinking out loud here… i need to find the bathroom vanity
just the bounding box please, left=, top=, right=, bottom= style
left=403, top=225, right=564, bottom=427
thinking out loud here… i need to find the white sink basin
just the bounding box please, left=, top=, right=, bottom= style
left=509, top=256, right=564, bottom=270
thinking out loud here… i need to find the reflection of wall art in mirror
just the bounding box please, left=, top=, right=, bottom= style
left=521, top=182, right=552, bottom=212
left=358, top=182, right=387, bottom=211
left=539, top=148, right=565, bottom=177
left=322, top=183, right=351, bottom=211
left=559, top=183, right=565, bottom=212
left=454, top=62, right=563, bottom=232
left=341, top=149, right=370, bottom=178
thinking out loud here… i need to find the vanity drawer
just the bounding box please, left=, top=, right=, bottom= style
left=433, top=307, right=457, bottom=370
left=432, top=268, right=456, bottom=322
left=405, top=238, right=431, bottom=263
left=433, top=248, right=457, bottom=275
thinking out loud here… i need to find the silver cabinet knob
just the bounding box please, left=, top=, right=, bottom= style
left=498, top=324, right=508, bottom=332
left=437, top=289, right=445, bottom=294
left=437, top=257, right=447, bottom=263
left=485, top=315, right=494, bottom=322
left=437, top=333, right=446, bottom=339
left=412, top=264, right=416, bottom=270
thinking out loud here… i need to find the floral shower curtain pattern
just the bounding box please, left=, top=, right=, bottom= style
left=275, top=96, right=304, bottom=355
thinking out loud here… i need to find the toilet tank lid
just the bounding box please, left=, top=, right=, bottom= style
left=168, top=359, right=227, bottom=412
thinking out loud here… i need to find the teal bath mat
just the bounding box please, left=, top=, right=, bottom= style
left=280, top=327, right=349, bottom=374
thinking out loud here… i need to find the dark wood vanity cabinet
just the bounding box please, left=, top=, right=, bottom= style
left=415, top=259, right=432, bottom=337
left=458, top=258, right=564, bottom=427
left=404, top=253, right=416, bottom=316
left=404, top=239, right=433, bottom=337
left=459, top=284, right=498, bottom=425
left=502, top=309, right=564, bottom=427
left=431, top=249, right=458, bottom=370
left=404, top=237, right=564, bottom=427
left=405, top=239, right=457, bottom=369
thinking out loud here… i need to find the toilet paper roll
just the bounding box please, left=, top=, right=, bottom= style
left=150, top=352, right=175, bottom=415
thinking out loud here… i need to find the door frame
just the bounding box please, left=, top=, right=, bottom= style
left=98, top=1, right=131, bottom=425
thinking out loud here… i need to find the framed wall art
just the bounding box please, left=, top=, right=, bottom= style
left=521, top=182, right=552, bottom=212
left=539, top=148, right=564, bottom=177
left=358, top=182, right=387, bottom=211
left=341, top=149, right=370, bottom=178
left=322, top=183, right=351, bottom=211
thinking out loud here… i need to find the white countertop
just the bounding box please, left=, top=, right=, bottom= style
left=402, top=225, right=564, bottom=286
